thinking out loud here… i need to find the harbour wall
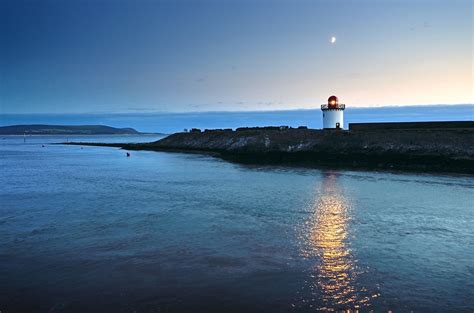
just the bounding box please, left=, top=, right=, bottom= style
left=66, top=127, right=474, bottom=173
left=348, top=121, right=474, bottom=131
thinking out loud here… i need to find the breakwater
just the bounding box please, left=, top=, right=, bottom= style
left=64, top=127, right=474, bottom=173
left=348, top=121, right=474, bottom=131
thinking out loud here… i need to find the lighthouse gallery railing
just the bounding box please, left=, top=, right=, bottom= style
left=321, top=103, right=345, bottom=110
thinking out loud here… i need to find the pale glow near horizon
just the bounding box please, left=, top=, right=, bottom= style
left=0, top=0, right=472, bottom=114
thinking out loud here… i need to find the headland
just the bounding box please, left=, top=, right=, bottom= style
left=0, top=124, right=142, bottom=135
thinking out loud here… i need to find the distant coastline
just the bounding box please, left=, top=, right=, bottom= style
left=0, top=124, right=146, bottom=135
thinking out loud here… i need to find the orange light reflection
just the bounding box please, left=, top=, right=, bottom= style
left=299, top=173, right=378, bottom=311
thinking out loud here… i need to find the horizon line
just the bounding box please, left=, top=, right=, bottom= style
left=2, top=103, right=473, bottom=116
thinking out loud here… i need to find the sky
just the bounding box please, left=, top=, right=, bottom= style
left=0, top=0, right=472, bottom=114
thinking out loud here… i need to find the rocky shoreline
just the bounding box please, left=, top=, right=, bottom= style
left=63, top=128, right=474, bottom=174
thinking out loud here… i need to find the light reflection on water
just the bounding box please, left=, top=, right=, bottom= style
left=299, top=172, right=378, bottom=311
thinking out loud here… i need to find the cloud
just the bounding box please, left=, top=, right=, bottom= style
left=126, top=107, right=155, bottom=111
left=187, top=103, right=202, bottom=108
left=409, top=21, right=430, bottom=32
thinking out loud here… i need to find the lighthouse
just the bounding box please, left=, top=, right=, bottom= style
left=321, top=95, right=345, bottom=129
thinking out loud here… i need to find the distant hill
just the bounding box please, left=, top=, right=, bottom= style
left=0, top=124, right=141, bottom=135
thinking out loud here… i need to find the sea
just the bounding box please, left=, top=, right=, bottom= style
left=1, top=106, right=473, bottom=312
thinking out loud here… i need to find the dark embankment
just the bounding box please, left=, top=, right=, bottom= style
left=63, top=127, right=474, bottom=174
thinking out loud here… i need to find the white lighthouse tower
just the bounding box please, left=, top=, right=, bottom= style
left=321, top=95, right=345, bottom=129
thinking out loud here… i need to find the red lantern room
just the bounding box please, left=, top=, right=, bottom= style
left=328, top=95, right=338, bottom=109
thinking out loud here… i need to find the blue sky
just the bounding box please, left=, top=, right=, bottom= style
left=0, top=0, right=472, bottom=114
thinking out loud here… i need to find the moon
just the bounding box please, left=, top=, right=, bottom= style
left=330, top=36, right=336, bottom=44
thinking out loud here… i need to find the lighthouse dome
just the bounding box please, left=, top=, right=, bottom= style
left=328, top=95, right=338, bottom=109
left=328, top=95, right=338, bottom=102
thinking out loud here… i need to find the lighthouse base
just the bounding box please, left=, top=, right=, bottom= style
left=322, top=110, right=344, bottom=129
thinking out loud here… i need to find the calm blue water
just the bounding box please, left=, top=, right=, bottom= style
left=1, top=135, right=473, bottom=312
left=2, top=104, right=473, bottom=133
